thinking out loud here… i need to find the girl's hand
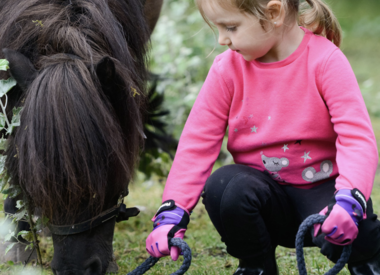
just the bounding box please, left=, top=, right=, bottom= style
left=145, top=200, right=189, bottom=260
left=314, top=189, right=366, bottom=245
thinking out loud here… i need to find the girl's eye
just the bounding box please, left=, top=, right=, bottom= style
left=226, top=27, right=236, bottom=32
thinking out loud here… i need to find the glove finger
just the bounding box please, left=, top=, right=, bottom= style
left=319, top=206, right=328, bottom=216
left=313, top=223, right=322, bottom=237
left=146, top=224, right=174, bottom=258
left=321, top=204, right=359, bottom=245
left=321, top=205, right=343, bottom=235
left=170, top=246, right=180, bottom=261
left=146, top=247, right=157, bottom=258
left=313, top=208, right=328, bottom=238
left=174, top=228, right=186, bottom=239
left=325, top=235, right=354, bottom=246
left=170, top=228, right=186, bottom=261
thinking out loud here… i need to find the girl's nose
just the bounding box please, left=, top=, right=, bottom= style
left=218, top=34, right=231, bottom=46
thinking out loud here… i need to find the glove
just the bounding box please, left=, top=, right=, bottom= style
left=314, top=188, right=367, bottom=245
left=146, top=200, right=190, bottom=260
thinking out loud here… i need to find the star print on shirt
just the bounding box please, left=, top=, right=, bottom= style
left=282, top=144, right=289, bottom=152
left=295, top=140, right=302, bottom=145
left=301, top=151, right=312, bottom=163
left=249, top=115, right=253, bottom=119
left=234, top=129, right=238, bottom=132
left=268, top=116, right=271, bottom=120
left=251, top=126, right=258, bottom=133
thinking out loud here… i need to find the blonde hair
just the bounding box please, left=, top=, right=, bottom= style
left=196, top=0, right=342, bottom=47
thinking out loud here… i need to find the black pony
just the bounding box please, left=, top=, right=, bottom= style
left=0, top=0, right=162, bottom=273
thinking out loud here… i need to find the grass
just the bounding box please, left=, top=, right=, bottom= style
left=1, top=148, right=380, bottom=274
left=0, top=0, right=379, bottom=274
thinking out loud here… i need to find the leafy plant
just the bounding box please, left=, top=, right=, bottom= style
left=0, top=59, right=44, bottom=268
left=0, top=59, right=18, bottom=192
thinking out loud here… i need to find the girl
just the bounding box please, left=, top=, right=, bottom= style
left=146, top=0, right=380, bottom=274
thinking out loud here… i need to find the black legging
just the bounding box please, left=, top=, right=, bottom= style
left=201, top=164, right=380, bottom=265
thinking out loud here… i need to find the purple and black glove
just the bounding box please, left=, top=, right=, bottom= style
left=314, top=188, right=367, bottom=245
left=146, top=200, right=190, bottom=260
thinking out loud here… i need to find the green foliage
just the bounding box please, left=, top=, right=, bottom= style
left=0, top=60, right=9, bottom=72
left=0, top=60, right=40, bottom=264
left=138, top=150, right=173, bottom=179
left=0, top=78, right=16, bottom=98
left=4, top=243, right=15, bottom=256
left=0, top=60, right=20, bottom=193
left=7, top=107, right=22, bottom=135
left=149, top=0, right=224, bottom=139
left=145, top=0, right=231, bottom=178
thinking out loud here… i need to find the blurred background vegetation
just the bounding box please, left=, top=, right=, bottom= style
left=0, top=0, right=379, bottom=274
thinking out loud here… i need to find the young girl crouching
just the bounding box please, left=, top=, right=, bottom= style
left=146, top=0, right=380, bottom=274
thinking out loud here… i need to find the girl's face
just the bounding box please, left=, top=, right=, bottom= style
left=202, top=1, right=277, bottom=61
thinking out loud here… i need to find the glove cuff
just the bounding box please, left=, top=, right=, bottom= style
left=350, top=188, right=367, bottom=213
left=336, top=189, right=366, bottom=212
left=152, top=200, right=190, bottom=231
left=335, top=189, right=366, bottom=223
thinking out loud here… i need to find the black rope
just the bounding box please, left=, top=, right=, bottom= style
left=23, top=246, right=36, bottom=268
left=296, top=214, right=352, bottom=275
left=126, top=238, right=192, bottom=275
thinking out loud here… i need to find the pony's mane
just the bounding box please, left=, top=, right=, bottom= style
left=0, top=0, right=150, bottom=223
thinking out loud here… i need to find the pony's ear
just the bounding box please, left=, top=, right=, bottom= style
left=2, top=48, right=37, bottom=92
left=95, top=57, right=116, bottom=87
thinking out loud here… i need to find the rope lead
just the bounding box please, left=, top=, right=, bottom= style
left=296, top=214, right=352, bottom=275
left=126, top=238, right=192, bottom=275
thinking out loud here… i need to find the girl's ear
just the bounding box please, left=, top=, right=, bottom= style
left=95, top=56, right=116, bottom=87
left=266, top=0, right=286, bottom=27
left=2, top=48, right=37, bottom=92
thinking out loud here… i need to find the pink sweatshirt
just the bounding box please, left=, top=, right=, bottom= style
left=163, top=28, right=379, bottom=212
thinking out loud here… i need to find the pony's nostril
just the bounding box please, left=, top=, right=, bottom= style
left=84, top=257, right=102, bottom=275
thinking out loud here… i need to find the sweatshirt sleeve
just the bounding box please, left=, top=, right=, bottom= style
left=162, top=57, right=232, bottom=211
left=320, top=49, right=379, bottom=200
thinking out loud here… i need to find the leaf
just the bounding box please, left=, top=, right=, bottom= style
left=2, top=185, right=22, bottom=198
left=0, top=136, right=7, bottom=151
left=16, top=199, right=25, bottom=209
left=17, top=230, right=31, bottom=237
left=6, top=107, right=23, bottom=135
left=0, top=155, right=6, bottom=175
left=0, top=59, right=9, bottom=71
left=6, top=260, right=14, bottom=266
left=11, top=107, right=22, bottom=126
left=13, top=208, right=27, bottom=221
left=0, top=113, right=6, bottom=131
left=20, top=231, right=33, bottom=243
left=0, top=170, right=10, bottom=193
left=4, top=231, right=14, bottom=242
left=0, top=77, right=16, bottom=97
left=25, top=243, right=33, bottom=251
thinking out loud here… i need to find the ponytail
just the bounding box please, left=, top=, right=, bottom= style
left=299, top=0, right=341, bottom=47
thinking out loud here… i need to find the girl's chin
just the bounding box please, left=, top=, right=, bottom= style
left=241, top=55, right=254, bottom=61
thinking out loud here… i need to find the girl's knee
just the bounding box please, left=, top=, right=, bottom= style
left=203, top=165, right=271, bottom=211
